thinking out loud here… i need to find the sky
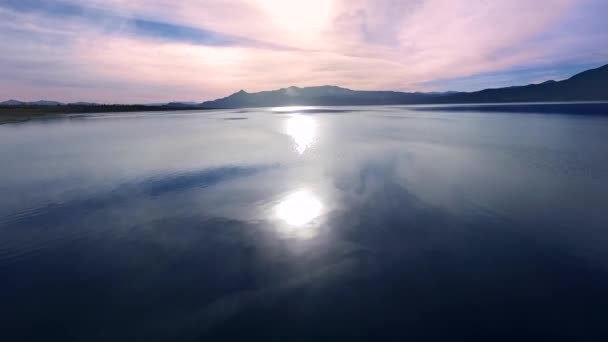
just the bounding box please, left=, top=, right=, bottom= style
left=1, top=0, right=607, bottom=103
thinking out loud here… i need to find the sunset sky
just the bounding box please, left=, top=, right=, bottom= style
left=1, top=0, right=607, bottom=103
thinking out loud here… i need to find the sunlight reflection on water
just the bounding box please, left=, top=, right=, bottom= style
left=276, top=189, right=322, bottom=226
left=273, top=189, right=323, bottom=239
left=286, top=114, right=316, bottom=154
left=272, top=106, right=315, bottom=113
left=4, top=105, right=608, bottom=340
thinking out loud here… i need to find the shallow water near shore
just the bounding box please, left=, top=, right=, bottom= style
left=2, top=104, right=608, bottom=340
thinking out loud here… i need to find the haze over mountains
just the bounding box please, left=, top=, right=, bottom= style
left=3, top=64, right=607, bottom=109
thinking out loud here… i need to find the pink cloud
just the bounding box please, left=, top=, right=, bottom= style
left=2, top=0, right=605, bottom=102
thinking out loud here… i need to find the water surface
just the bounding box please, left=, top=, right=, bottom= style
left=2, top=105, right=608, bottom=340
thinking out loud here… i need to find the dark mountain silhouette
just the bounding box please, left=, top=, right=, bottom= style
left=3, top=64, right=607, bottom=109
left=200, top=85, right=446, bottom=108
left=1, top=100, right=26, bottom=106
left=200, top=64, right=608, bottom=108
left=68, top=102, right=99, bottom=106
left=1, top=99, right=63, bottom=106
left=437, top=64, right=608, bottom=103
left=165, top=101, right=200, bottom=107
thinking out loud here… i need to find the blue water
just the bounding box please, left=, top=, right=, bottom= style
left=2, top=105, right=608, bottom=340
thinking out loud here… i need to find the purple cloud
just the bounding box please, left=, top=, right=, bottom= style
left=1, top=0, right=607, bottom=102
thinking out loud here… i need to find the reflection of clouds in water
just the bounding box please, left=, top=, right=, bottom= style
left=286, top=114, right=316, bottom=154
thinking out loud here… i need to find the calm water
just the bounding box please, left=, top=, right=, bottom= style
left=2, top=105, right=608, bottom=340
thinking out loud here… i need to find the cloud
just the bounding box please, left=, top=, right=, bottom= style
left=0, top=0, right=607, bottom=102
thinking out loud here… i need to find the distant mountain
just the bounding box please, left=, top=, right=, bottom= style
left=437, top=64, right=608, bottom=103
left=165, top=102, right=201, bottom=107
left=201, top=64, right=608, bottom=108
left=68, top=102, right=98, bottom=106
left=3, top=64, right=607, bottom=109
left=1, top=100, right=203, bottom=109
left=1, top=100, right=25, bottom=106
left=200, top=85, right=448, bottom=108
left=1, top=100, right=63, bottom=106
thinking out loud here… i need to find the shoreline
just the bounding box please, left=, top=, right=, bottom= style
left=0, top=105, right=211, bottom=125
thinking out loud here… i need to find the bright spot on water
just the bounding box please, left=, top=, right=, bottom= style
left=276, top=190, right=322, bottom=226
left=272, top=106, right=314, bottom=113
left=286, top=114, right=316, bottom=154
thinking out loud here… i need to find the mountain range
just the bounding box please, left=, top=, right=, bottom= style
left=3, top=64, right=607, bottom=108
left=200, top=64, right=608, bottom=108
left=0, top=100, right=64, bottom=106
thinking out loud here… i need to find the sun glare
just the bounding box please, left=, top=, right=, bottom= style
left=276, top=190, right=322, bottom=226
left=286, top=114, right=316, bottom=154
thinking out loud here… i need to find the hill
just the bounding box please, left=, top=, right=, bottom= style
left=200, top=64, right=608, bottom=108
left=438, top=64, right=608, bottom=103
left=200, top=86, right=446, bottom=108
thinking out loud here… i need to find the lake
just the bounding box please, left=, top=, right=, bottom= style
left=2, top=104, right=608, bottom=340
